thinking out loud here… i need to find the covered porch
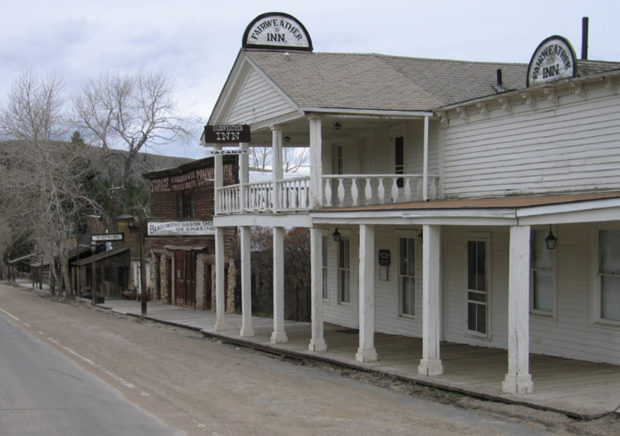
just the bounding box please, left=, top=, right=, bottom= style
left=102, top=298, right=620, bottom=419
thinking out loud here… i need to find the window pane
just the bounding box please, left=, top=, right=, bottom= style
left=468, top=291, right=486, bottom=303
left=467, top=241, right=476, bottom=290
left=601, top=276, right=620, bottom=321
left=476, top=242, right=486, bottom=291
left=599, top=230, right=620, bottom=274
left=533, top=270, right=554, bottom=312
left=532, top=229, right=553, bottom=269
left=468, top=303, right=477, bottom=331
left=476, top=304, right=487, bottom=334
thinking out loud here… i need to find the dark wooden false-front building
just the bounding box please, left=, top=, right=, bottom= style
left=143, top=155, right=238, bottom=310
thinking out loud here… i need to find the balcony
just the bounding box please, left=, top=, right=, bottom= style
left=216, top=174, right=439, bottom=214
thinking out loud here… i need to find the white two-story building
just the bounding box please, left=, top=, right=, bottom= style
left=205, top=12, right=620, bottom=395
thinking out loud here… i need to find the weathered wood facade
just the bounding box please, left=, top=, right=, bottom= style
left=143, top=155, right=238, bottom=310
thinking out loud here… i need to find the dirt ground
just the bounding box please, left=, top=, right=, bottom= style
left=1, top=283, right=618, bottom=435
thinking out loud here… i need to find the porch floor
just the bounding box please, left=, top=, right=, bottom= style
left=100, top=299, right=620, bottom=419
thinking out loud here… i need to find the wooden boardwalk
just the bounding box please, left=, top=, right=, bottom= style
left=104, top=299, right=620, bottom=419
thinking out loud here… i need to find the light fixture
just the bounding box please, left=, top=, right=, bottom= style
left=545, top=225, right=557, bottom=250
left=333, top=122, right=342, bottom=131
left=332, top=228, right=341, bottom=242
left=283, top=136, right=291, bottom=143
left=418, top=230, right=423, bottom=245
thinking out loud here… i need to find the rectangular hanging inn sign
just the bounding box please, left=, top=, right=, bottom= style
left=203, top=124, right=251, bottom=144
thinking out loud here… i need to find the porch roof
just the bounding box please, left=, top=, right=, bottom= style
left=319, top=191, right=620, bottom=212
left=72, top=248, right=130, bottom=267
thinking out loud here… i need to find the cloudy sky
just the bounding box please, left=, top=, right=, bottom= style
left=2, top=0, right=619, bottom=158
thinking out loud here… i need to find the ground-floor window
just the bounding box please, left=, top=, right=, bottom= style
left=399, top=237, right=416, bottom=316
left=338, top=236, right=350, bottom=303
left=322, top=234, right=328, bottom=299
left=531, top=228, right=555, bottom=315
left=466, top=236, right=489, bottom=335
left=598, top=230, right=620, bottom=322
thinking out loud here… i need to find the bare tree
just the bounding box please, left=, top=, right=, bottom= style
left=250, top=146, right=309, bottom=173
left=0, top=70, right=98, bottom=298
left=73, top=71, right=190, bottom=229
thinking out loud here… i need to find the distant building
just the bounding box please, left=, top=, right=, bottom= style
left=143, top=155, right=238, bottom=310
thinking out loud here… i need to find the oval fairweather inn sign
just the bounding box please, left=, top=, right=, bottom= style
left=243, top=12, right=313, bottom=51
left=527, top=35, right=577, bottom=87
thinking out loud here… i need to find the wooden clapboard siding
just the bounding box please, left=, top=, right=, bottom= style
left=440, top=224, right=620, bottom=365
left=441, top=91, right=620, bottom=198
left=322, top=229, right=359, bottom=329
left=374, top=227, right=423, bottom=337
left=226, top=69, right=296, bottom=125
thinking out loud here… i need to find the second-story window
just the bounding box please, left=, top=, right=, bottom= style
left=395, top=136, right=404, bottom=188
left=176, top=190, right=195, bottom=218
left=336, top=145, right=343, bottom=175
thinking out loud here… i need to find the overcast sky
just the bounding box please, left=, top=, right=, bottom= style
left=2, top=1, right=619, bottom=159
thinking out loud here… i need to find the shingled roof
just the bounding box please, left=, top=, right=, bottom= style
left=244, top=50, right=620, bottom=112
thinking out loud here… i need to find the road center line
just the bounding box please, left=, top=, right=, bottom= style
left=0, top=305, right=20, bottom=321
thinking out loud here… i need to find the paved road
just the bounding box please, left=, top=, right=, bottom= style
left=0, top=307, right=180, bottom=435
left=1, top=283, right=614, bottom=435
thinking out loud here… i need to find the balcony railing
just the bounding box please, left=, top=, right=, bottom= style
left=216, top=174, right=439, bottom=214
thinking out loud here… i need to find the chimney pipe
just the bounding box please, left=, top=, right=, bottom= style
left=496, top=69, right=503, bottom=86
left=581, top=17, right=589, bottom=60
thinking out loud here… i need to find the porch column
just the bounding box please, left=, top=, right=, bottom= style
left=239, top=226, right=254, bottom=337
left=271, top=126, right=283, bottom=212
left=214, top=144, right=223, bottom=214
left=418, top=224, right=444, bottom=376
left=214, top=226, right=226, bottom=331
left=502, top=225, right=534, bottom=394
left=271, top=226, right=288, bottom=343
left=422, top=115, right=430, bottom=201
left=308, top=227, right=327, bottom=351
left=356, top=224, right=378, bottom=362
left=308, top=116, right=323, bottom=208
left=239, top=142, right=249, bottom=212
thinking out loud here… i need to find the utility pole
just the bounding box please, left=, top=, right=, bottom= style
left=139, top=213, right=148, bottom=316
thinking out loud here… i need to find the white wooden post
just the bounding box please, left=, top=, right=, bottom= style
left=214, top=226, right=226, bottom=331
left=272, top=126, right=283, bottom=212
left=309, top=117, right=323, bottom=208
left=309, top=227, right=327, bottom=351
left=239, top=226, right=254, bottom=337
left=356, top=224, right=378, bottom=362
left=214, top=144, right=223, bottom=214
left=239, top=142, right=249, bottom=212
left=271, top=226, right=288, bottom=343
left=422, top=115, right=429, bottom=201
left=418, top=224, right=444, bottom=375
left=502, top=225, right=534, bottom=394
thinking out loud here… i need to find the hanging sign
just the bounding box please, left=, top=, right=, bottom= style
left=527, top=35, right=576, bottom=87
left=147, top=220, right=215, bottom=236
left=203, top=125, right=251, bottom=144
left=243, top=12, right=313, bottom=51
left=91, top=233, right=124, bottom=242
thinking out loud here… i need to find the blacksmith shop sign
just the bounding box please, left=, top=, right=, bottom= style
left=203, top=124, right=251, bottom=144
left=243, top=12, right=313, bottom=51
left=147, top=220, right=215, bottom=236
left=527, top=35, right=576, bottom=87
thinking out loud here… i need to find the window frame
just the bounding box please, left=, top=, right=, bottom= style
left=337, top=234, right=351, bottom=304
left=593, top=227, right=620, bottom=327
left=397, top=234, right=417, bottom=318
left=530, top=227, right=557, bottom=318
left=464, top=232, right=491, bottom=339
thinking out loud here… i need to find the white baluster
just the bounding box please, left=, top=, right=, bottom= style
left=364, top=178, right=372, bottom=205
left=351, top=178, right=359, bottom=206
left=391, top=177, right=399, bottom=202
left=337, top=177, right=345, bottom=207
left=378, top=177, right=386, bottom=204
left=404, top=177, right=412, bottom=202
left=324, top=179, right=332, bottom=207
